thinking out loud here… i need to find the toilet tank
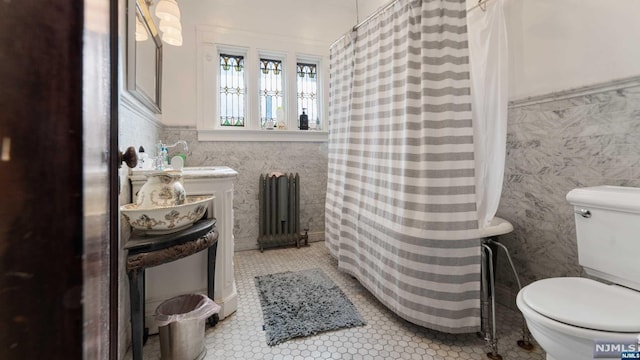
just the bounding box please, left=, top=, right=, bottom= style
left=566, top=186, right=640, bottom=291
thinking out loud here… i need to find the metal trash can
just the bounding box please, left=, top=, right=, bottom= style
left=154, top=294, right=220, bottom=360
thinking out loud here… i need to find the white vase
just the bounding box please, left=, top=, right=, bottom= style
left=135, top=170, right=186, bottom=209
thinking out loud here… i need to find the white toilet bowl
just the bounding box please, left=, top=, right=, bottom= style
left=518, top=186, right=640, bottom=359
left=517, top=277, right=640, bottom=360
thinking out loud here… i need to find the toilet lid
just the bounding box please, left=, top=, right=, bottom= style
left=521, top=277, right=640, bottom=332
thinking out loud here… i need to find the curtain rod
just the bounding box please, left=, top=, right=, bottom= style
left=467, top=0, right=493, bottom=13
left=330, top=0, right=493, bottom=49
left=355, top=0, right=492, bottom=31
left=352, top=0, right=400, bottom=32
left=329, top=0, right=398, bottom=49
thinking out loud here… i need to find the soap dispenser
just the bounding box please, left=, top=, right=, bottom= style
left=155, top=141, right=167, bottom=170
left=161, top=145, right=168, bottom=168
left=137, top=146, right=149, bottom=169
left=299, top=108, right=309, bottom=130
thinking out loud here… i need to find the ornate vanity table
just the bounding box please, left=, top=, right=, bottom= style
left=129, top=166, right=238, bottom=332
left=125, top=219, right=218, bottom=360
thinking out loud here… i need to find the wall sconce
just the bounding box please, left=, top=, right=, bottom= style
left=159, top=18, right=182, bottom=46
left=155, top=0, right=183, bottom=46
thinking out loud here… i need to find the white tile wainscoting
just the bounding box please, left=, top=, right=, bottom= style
left=496, top=80, right=640, bottom=307
left=162, top=128, right=329, bottom=252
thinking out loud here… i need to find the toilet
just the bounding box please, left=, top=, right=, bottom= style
left=517, top=186, right=640, bottom=360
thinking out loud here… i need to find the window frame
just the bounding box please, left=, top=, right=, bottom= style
left=257, top=51, right=287, bottom=129
left=218, top=49, right=248, bottom=128
left=295, top=55, right=322, bottom=130
left=197, top=26, right=328, bottom=142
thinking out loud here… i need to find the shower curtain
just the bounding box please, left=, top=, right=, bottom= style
left=326, top=0, right=482, bottom=333
left=468, top=0, right=508, bottom=229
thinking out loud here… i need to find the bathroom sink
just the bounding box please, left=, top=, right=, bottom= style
left=181, top=167, right=219, bottom=176
left=181, top=166, right=218, bottom=171
left=130, top=166, right=238, bottom=181
left=121, top=195, right=213, bottom=234
left=131, top=166, right=218, bottom=174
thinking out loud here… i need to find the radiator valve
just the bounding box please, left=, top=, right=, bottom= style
left=299, top=228, right=309, bottom=247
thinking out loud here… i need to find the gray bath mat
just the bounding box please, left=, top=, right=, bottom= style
left=255, top=268, right=366, bottom=346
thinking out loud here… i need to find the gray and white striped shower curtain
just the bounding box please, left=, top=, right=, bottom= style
left=326, top=0, right=481, bottom=333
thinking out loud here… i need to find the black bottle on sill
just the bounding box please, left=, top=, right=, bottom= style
left=300, top=109, right=309, bottom=130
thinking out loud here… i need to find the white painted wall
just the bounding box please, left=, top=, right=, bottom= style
left=356, top=0, right=392, bottom=24
left=162, top=0, right=360, bottom=127
left=501, top=0, right=640, bottom=100
left=162, top=0, right=640, bottom=121
left=353, top=0, right=640, bottom=101
left=355, top=0, right=640, bottom=101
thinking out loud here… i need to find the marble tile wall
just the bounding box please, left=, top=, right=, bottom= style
left=119, top=104, right=163, bottom=207
left=118, top=103, right=163, bottom=359
left=153, top=83, right=640, bottom=311
left=162, top=128, right=329, bottom=251
left=495, top=83, right=640, bottom=306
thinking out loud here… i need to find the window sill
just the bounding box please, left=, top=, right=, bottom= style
left=197, top=129, right=328, bottom=142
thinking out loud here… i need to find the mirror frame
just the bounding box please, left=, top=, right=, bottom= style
left=126, top=0, right=162, bottom=113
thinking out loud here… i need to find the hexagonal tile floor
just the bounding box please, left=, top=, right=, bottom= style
left=129, top=242, right=545, bottom=360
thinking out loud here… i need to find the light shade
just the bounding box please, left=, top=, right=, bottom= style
left=159, top=18, right=182, bottom=46
left=135, top=15, right=148, bottom=41
left=155, top=0, right=180, bottom=23
left=159, top=18, right=182, bottom=34
left=162, top=31, right=183, bottom=46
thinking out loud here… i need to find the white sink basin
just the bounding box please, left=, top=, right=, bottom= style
left=130, top=166, right=238, bottom=181
left=181, top=166, right=218, bottom=171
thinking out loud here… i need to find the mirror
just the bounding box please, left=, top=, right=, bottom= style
left=127, top=0, right=162, bottom=113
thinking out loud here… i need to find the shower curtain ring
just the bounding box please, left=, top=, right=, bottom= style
left=478, top=0, right=487, bottom=11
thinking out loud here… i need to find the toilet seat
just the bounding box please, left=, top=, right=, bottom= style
left=520, top=277, right=640, bottom=333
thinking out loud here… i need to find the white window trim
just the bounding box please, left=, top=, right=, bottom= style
left=257, top=51, right=287, bottom=128
left=216, top=46, right=248, bottom=128
left=295, top=55, right=322, bottom=130
left=196, top=25, right=329, bottom=142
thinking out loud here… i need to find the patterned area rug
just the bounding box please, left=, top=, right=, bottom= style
left=255, top=268, right=366, bottom=346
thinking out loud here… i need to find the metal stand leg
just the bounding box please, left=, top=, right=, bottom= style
left=480, top=247, right=490, bottom=339
left=207, top=241, right=219, bottom=327
left=481, top=243, right=502, bottom=360
left=487, top=239, right=534, bottom=351
left=127, top=268, right=144, bottom=360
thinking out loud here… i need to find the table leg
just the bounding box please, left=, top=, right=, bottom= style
left=207, top=241, right=218, bottom=327
left=128, top=268, right=144, bottom=360
left=142, top=271, right=148, bottom=345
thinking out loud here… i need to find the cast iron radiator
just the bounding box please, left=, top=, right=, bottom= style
left=258, top=173, right=308, bottom=252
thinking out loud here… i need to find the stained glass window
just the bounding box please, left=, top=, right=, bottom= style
left=297, top=63, right=318, bottom=129
left=219, top=54, right=245, bottom=127
left=259, top=59, right=283, bottom=128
